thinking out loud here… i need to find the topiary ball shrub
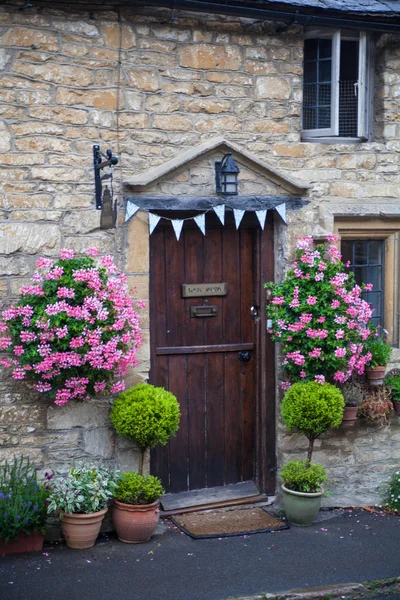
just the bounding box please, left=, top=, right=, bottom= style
left=114, top=472, right=165, bottom=506
left=110, top=383, right=180, bottom=473
left=281, top=381, right=344, bottom=462
left=281, top=460, right=327, bottom=494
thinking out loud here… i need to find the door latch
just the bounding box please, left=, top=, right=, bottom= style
left=250, top=305, right=260, bottom=321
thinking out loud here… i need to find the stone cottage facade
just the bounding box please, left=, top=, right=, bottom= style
left=1, top=0, right=400, bottom=507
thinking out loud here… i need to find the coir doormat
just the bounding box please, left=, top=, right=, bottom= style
left=170, top=507, right=289, bottom=539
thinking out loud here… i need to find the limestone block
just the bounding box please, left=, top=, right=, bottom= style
left=0, top=405, right=45, bottom=427
left=124, top=68, right=160, bottom=91
left=29, top=106, right=88, bottom=125
left=2, top=194, right=52, bottom=209
left=0, top=223, right=61, bottom=254
left=0, top=256, right=31, bottom=276
left=161, top=68, right=202, bottom=81
left=47, top=401, right=110, bottom=430
left=255, top=76, right=291, bottom=99
left=63, top=210, right=101, bottom=234
left=0, top=448, right=45, bottom=466
left=16, top=89, right=53, bottom=105
left=2, top=27, right=59, bottom=51
left=139, top=38, right=176, bottom=52
left=244, top=120, right=289, bottom=133
left=0, top=121, right=11, bottom=153
left=15, top=62, right=95, bottom=87
left=153, top=115, right=192, bottom=131
left=194, top=116, right=241, bottom=132
left=183, top=99, right=231, bottom=114
left=179, top=44, right=242, bottom=71
left=30, top=167, right=87, bottom=183
left=53, top=19, right=99, bottom=37
left=118, top=113, right=148, bottom=129
left=124, top=90, right=143, bottom=111
left=234, top=100, right=265, bottom=118
left=151, top=25, right=191, bottom=42
left=56, top=88, right=117, bottom=110
left=0, top=48, right=11, bottom=70
left=83, top=428, right=115, bottom=459
left=0, top=75, right=50, bottom=91
left=12, top=122, right=65, bottom=136
left=145, top=94, right=181, bottom=113
left=246, top=61, right=277, bottom=74
left=62, top=43, right=90, bottom=57
left=137, top=145, right=162, bottom=157
left=126, top=215, right=149, bottom=273
left=15, top=137, right=72, bottom=153
left=127, top=275, right=149, bottom=298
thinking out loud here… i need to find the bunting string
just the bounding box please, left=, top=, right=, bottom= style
left=125, top=201, right=287, bottom=240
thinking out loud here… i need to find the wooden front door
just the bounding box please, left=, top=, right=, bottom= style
left=150, top=211, right=275, bottom=494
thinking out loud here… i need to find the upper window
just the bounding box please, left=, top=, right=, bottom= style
left=302, top=30, right=374, bottom=141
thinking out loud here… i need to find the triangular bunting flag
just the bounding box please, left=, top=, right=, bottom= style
left=125, top=202, right=140, bottom=222
left=213, top=204, right=225, bottom=225
left=255, top=209, right=267, bottom=230
left=275, top=203, right=287, bottom=224
left=233, top=208, right=245, bottom=229
left=194, top=213, right=206, bottom=235
left=149, top=212, right=161, bottom=234
left=171, top=219, right=184, bottom=241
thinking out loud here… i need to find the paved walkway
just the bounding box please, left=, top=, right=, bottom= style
left=0, top=509, right=399, bottom=600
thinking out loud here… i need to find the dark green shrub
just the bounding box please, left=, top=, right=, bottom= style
left=385, top=374, right=400, bottom=403
left=0, top=456, right=49, bottom=542
left=110, top=383, right=180, bottom=474
left=281, top=381, right=344, bottom=462
left=364, top=336, right=392, bottom=367
left=381, top=469, right=400, bottom=513
left=114, top=472, right=165, bottom=505
left=281, top=460, right=327, bottom=493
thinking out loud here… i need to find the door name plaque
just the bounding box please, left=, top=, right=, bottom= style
left=182, top=283, right=227, bottom=298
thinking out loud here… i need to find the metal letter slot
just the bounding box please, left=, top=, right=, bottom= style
left=190, top=305, right=218, bottom=318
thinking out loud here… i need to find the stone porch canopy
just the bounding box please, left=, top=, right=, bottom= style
left=124, top=136, right=310, bottom=214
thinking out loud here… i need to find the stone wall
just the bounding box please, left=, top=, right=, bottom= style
left=0, top=2, right=400, bottom=504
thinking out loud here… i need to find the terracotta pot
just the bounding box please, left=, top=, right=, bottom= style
left=281, top=484, right=323, bottom=527
left=341, top=405, right=358, bottom=427
left=112, top=498, right=160, bottom=543
left=0, top=531, right=44, bottom=555
left=394, top=402, right=400, bottom=416
left=61, top=507, right=108, bottom=549
left=366, top=366, right=386, bottom=386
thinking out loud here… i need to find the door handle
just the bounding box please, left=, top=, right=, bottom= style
left=238, top=351, right=251, bottom=362
left=250, top=306, right=259, bottom=320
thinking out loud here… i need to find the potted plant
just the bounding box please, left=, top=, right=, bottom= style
left=110, top=383, right=180, bottom=543
left=364, top=331, right=392, bottom=386
left=47, top=462, right=119, bottom=549
left=0, top=456, right=49, bottom=555
left=265, top=234, right=374, bottom=390
left=385, top=372, right=400, bottom=416
left=339, top=381, right=364, bottom=426
left=280, top=381, right=344, bottom=526
left=358, top=385, right=394, bottom=426
left=112, top=472, right=165, bottom=543
left=0, top=247, right=142, bottom=405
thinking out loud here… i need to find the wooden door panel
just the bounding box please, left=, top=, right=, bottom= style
left=150, top=214, right=262, bottom=493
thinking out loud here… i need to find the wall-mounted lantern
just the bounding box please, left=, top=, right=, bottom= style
left=215, top=152, right=240, bottom=195
left=93, top=145, right=119, bottom=229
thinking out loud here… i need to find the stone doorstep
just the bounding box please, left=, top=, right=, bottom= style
left=232, top=578, right=400, bottom=600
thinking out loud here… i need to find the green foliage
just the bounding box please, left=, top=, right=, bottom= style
left=47, top=462, right=119, bottom=515
left=381, top=469, right=400, bottom=512
left=340, top=381, right=364, bottom=407
left=281, top=460, right=327, bottom=493
left=110, top=383, right=180, bottom=451
left=386, top=374, right=400, bottom=403
left=281, top=381, right=345, bottom=440
left=0, top=456, right=49, bottom=542
left=114, top=472, right=165, bottom=505
left=364, top=336, right=392, bottom=367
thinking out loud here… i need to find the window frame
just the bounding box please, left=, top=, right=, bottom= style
left=335, top=219, right=400, bottom=348
left=301, top=29, right=374, bottom=142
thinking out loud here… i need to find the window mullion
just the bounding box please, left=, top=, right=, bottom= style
left=331, top=30, right=340, bottom=137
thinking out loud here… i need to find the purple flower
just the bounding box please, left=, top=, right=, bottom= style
left=33, top=504, right=38, bottom=511
left=16, top=515, right=20, bottom=520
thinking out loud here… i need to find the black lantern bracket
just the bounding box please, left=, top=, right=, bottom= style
left=93, top=144, right=118, bottom=210
left=215, top=152, right=240, bottom=196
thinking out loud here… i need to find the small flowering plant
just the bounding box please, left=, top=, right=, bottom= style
left=381, top=469, right=400, bottom=513
left=47, top=463, right=119, bottom=515
left=0, top=248, right=142, bottom=405
left=266, top=235, right=374, bottom=388
left=0, top=456, right=49, bottom=543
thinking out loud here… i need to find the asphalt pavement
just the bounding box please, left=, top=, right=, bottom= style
left=0, top=509, right=399, bottom=600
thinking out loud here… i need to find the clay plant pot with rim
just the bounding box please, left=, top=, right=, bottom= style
left=61, top=508, right=108, bottom=549
left=0, top=531, right=44, bottom=556
left=281, top=484, right=324, bottom=527
left=112, top=499, right=160, bottom=544
left=366, top=366, right=386, bottom=386
left=394, top=402, right=400, bottom=416
left=341, top=405, right=358, bottom=427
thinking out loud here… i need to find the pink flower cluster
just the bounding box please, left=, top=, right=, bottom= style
left=0, top=248, right=142, bottom=406
left=266, top=235, right=374, bottom=386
